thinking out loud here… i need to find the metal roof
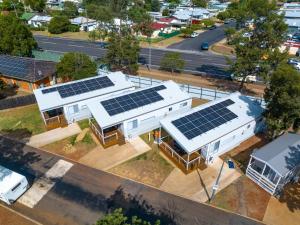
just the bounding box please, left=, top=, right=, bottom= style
left=252, top=133, right=300, bottom=176
left=0, top=55, right=56, bottom=82
left=34, top=72, right=134, bottom=111
left=160, top=92, right=264, bottom=154
left=0, top=165, right=25, bottom=194
left=87, top=80, right=191, bottom=128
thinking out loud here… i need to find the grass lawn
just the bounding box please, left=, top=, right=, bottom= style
left=77, top=119, right=90, bottom=130
left=42, top=130, right=97, bottom=161
left=109, top=132, right=174, bottom=187
left=0, top=104, right=46, bottom=138
left=32, top=31, right=90, bottom=40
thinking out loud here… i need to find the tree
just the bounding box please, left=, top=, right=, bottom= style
left=264, top=64, right=300, bottom=138
left=162, top=9, right=169, bottom=17
left=95, top=208, right=160, bottom=225
left=181, top=27, right=193, bottom=37
left=48, top=16, right=71, bottom=34
left=202, top=19, right=215, bottom=28
left=63, top=1, right=78, bottom=18
left=0, top=14, right=36, bottom=56
left=160, top=52, right=185, bottom=74
left=145, top=0, right=160, bottom=12
left=105, top=27, right=140, bottom=74
left=229, top=0, right=288, bottom=90
left=24, top=0, right=45, bottom=12
left=1, top=0, right=24, bottom=15
left=217, top=11, right=230, bottom=21
left=224, top=27, right=236, bottom=44
left=192, top=0, right=207, bottom=8
left=56, top=52, right=97, bottom=81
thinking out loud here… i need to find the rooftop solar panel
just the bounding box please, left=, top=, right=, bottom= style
left=41, top=76, right=114, bottom=98
left=101, top=85, right=166, bottom=116
left=172, top=99, right=237, bottom=140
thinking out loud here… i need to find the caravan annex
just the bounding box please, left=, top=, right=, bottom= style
left=159, top=92, right=265, bottom=172
left=87, top=81, right=192, bottom=148
left=34, top=72, right=134, bottom=129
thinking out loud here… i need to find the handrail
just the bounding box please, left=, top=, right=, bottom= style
left=45, top=115, right=61, bottom=124
left=160, top=141, right=188, bottom=164
left=246, top=167, right=276, bottom=190
left=89, top=119, right=118, bottom=145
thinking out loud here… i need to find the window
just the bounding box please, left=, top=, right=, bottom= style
left=169, top=107, right=172, bottom=111
left=68, top=105, right=79, bottom=114
left=11, top=182, right=21, bottom=192
left=247, top=124, right=251, bottom=129
left=180, top=102, right=188, bottom=108
left=128, top=119, right=138, bottom=130
left=211, top=140, right=220, bottom=154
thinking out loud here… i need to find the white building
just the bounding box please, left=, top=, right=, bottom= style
left=172, top=7, right=211, bottom=25
left=159, top=92, right=264, bottom=171
left=247, top=133, right=300, bottom=196
left=28, top=15, right=52, bottom=27
left=70, top=17, right=98, bottom=32
left=34, top=72, right=134, bottom=129
left=87, top=81, right=192, bottom=148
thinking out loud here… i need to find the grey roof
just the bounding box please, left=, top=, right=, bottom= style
left=0, top=55, right=56, bottom=82
left=252, top=133, right=300, bottom=176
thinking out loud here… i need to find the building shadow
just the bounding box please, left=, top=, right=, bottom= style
left=195, top=65, right=231, bottom=79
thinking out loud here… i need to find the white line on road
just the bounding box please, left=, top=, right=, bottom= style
left=18, top=160, right=73, bottom=208
left=40, top=41, right=57, bottom=45
left=68, top=44, right=85, bottom=48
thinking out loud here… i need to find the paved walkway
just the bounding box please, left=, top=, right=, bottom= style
left=27, top=123, right=81, bottom=147
left=263, top=196, right=300, bottom=225
left=160, top=157, right=241, bottom=203
left=78, top=136, right=151, bottom=170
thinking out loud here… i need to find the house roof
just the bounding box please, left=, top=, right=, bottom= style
left=285, top=18, right=300, bottom=27
left=0, top=55, right=56, bottom=82
left=0, top=166, right=25, bottom=194
left=252, top=133, right=300, bottom=176
left=70, top=16, right=96, bottom=25
left=34, top=72, right=134, bottom=111
left=159, top=17, right=174, bottom=23
left=30, top=15, right=52, bottom=22
left=87, top=81, right=191, bottom=129
left=151, top=22, right=168, bottom=30
left=160, top=92, right=264, bottom=154
left=20, top=12, right=35, bottom=21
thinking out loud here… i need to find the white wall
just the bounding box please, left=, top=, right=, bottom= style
left=122, top=99, right=192, bottom=139
left=205, top=118, right=264, bottom=163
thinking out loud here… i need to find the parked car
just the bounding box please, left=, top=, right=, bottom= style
left=190, top=32, right=199, bottom=38
left=288, top=58, right=300, bottom=70
left=231, top=73, right=258, bottom=83
left=97, top=42, right=109, bottom=48
left=296, top=48, right=300, bottom=57
left=209, top=25, right=217, bottom=30
left=201, top=42, right=209, bottom=50
left=292, top=33, right=300, bottom=42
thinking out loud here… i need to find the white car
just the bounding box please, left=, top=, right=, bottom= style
left=190, top=32, right=199, bottom=38
left=231, top=74, right=258, bottom=83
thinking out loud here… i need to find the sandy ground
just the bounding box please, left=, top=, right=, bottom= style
left=138, top=67, right=265, bottom=97
left=0, top=205, right=38, bottom=225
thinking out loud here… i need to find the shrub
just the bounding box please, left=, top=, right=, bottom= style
left=48, top=16, right=70, bottom=34
left=68, top=24, right=79, bottom=32
left=30, top=26, right=46, bottom=31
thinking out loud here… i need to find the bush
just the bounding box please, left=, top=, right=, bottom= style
left=48, top=16, right=70, bottom=34
left=68, top=24, right=79, bottom=32
left=30, top=26, right=46, bottom=31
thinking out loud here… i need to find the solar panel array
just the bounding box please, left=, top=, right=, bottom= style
left=42, top=76, right=114, bottom=98
left=0, top=56, right=30, bottom=77
left=172, top=99, right=238, bottom=140
left=101, top=85, right=166, bottom=116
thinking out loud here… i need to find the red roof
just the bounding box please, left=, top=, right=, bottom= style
left=159, top=18, right=173, bottom=23
left=151, top=22, right=168, bottom=30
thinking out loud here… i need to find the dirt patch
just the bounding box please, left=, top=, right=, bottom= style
left=42, top=130, right=97, bottom=161
left=211, top=43, right=235, bottom=56
left=192, top=98, right=209, bottom=108
left=279, top=182, right=300, bottom=213
left=138, top=67, right=265, bottom=97
left=210, top=175, right=271, bottom=221
left=0, top=205, right=36, bottom=225
left=140, top=35, right=184, bottom=48
left=109, top=149, right=174, bottom=187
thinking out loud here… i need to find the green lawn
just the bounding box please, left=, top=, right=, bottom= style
left=77, top=119, right=90, bottom=130
left=0, top=104, right=46, bottom=136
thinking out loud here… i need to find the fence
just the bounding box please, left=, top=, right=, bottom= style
left=0, top=94, right=36, bottom=110
left=125, top=75, right=265, bottom=105
left=158, top=31, right=181, bottom=39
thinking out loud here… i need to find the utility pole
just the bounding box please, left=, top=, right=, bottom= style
left=209, top=160, right=225, bottom=202
left=148, top=36, right=152, bottom=70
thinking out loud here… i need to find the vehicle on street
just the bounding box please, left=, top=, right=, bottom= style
left=0, top=166, right=29, bottom=205
left=296, top=48, right=300, bottom=57
left=97, top=42, right=109, bottom=48
left=209, top=25, right=217, bottom=30
left=201, top=42, right=209, bottom=50
left=288, top=58, right=300, bottom=70
left=190, top=32, right=199, bottom=38
left=292, top=33, right=300, bottom=42
left=231, top=74, right=258, bottom=83
left=224, top=18, right=236, bottom=24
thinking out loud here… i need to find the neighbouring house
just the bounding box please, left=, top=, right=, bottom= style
left=158, top=17, right=179, bottom=25
left=150, top=22, right=169, bottom=38
left=70, top=16, right=97, bottom=32
left=172, top=7, right=211, bottom=25
left=28, top=15, right=52, bottom=28
left=280, top=3, right=300, bottom=32
left=87, top=81, right=192, bottom=148
left=20, top=12, right=35, bottom=22
left=246, top=133, right=300, bottom=196
left=34, top=72, right=134, bottom=130
left=159, top=92, right=265, bottom=172
left=0, top=55, right=56, bottom=92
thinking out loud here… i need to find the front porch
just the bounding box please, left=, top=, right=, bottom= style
left=159, top=136, right=206, bottom=174
left=43, top=108, right=67, bottom=130
left=89, top=118, right=125, bottom=148
left=246, top=156, right=281, bottom=195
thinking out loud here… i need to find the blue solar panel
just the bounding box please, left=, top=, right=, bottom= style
left=41, top=76, right=114, bottom=98
left=101, top=85, right=166, bottom=116
left=172, top=99, right=237, bottom=140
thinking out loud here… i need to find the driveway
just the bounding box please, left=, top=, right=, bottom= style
left=168, top=23, right=235, bottom=51
left=0, top=135, right=262, bottom=225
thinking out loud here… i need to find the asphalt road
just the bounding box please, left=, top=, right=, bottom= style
left=0, top=135, right=262, bottom=225
left=168, top=23, right=235, bottom=51
left=35, top=35, right=232, bottom=78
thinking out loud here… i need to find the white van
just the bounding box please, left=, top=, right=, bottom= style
left=0, top=166, right=29, bottom=205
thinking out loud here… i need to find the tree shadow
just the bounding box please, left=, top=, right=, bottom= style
left=195, top=65, right=231, bottom=79
left=0, top=85, right=18, bottom=100
left=1, top=128, right=33, bottom=142
left=106, top=186, right=183, bottom=225
left=0, top=135, right=42, bottom=184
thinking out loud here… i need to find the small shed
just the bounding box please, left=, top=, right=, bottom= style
left=246, top=133, right=300, bottom=196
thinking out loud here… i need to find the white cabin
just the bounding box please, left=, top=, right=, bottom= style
left=34, top=72, right=134, bottom=129
left=0, top=166, right=29, bottom=205
left=159, top=92, right=264, bottom=171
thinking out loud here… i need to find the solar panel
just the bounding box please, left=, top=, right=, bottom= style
left=101, top=85, right=166, bottom=116
left=41, top=76, right=114, bottom=98
left=172, top=99, right=237, bottom=140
